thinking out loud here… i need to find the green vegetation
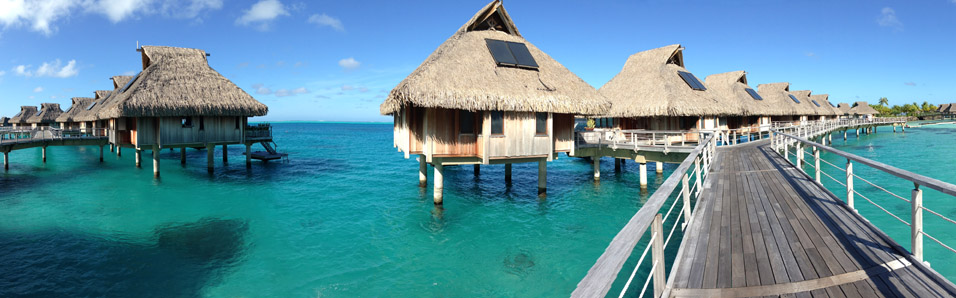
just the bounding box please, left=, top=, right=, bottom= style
left=869, top=97, right=938, bottom=116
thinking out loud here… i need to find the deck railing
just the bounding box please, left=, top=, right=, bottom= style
left=0, top=127, right=108, bottom=145
left=771, top=124, right=956, bottom=267
left=576, top=129, right=700, bottom=153
left=572, top=133, right=716, bottom=298
left=245, top=123, right=273, bottom=140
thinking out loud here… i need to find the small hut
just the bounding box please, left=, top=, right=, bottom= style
left=756, top=83, right=803, bottom=125
left=837, top=103, right=853, bottom=118
left=56, top=97, right=95, bottom=130
left=26, top=103, right=64, bottom=128
left=1, top=117, right=9, bottom=127
left=600, top=45, right=742, bottom=137
left=787, top=90, right=825, bottom=123
left=704, top=71, right=783, bottom=134
left=74, top=78, right=132, bottom=135
left=809, top=94, right=842, bottom=120
left=380, top=0, right=609, bottom=203
left=938, top=103, right=952, bottom=114
left=9, top=106, right=38, bottom=129
left=97, top=45, right=268, bottom=177
left=847, top=101, right=879, bottom=119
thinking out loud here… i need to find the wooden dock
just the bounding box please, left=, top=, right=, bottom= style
left=668, top=141, right=955, bottom=297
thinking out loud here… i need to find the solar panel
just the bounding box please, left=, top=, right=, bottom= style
left=86, top=102, right=97, bottom=110
left=830, top=102, right=836, bottom=107
left=811, top=100, right=821, bottom=107
left=507, top=42, right=538, bottom=69
left=36, top=111, right=43, bottom=116
left=121, top=72, right=141, bottom=93
left=486, top=39, right=517, bottom=66
left=745, top=88, right=763, bottom=100
left=677, top=71, right=706, bottom=91
left=789, top=94, right=801, bottom=103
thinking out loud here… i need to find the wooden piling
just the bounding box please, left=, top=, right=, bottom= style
left=42, top=146, right=47, bottom=163
left=592, top=158, right=600, bottom=181
left=116, top=145, right=121, bottom=157
left=3, top=151, right=8, bottom=170
left=505, top=163, right=512, bottom=184
left=614, top=158, right=620, bottom=171
left=206, top=143, right=214, bottom=172
left=99, top=145, right=104, bottom=162
left=181, top=148, right=187, bottom=164
left=419, top=156, right=427, bottom=186
left=245, top=144, right=251, bottom=168
left=434, top=162, right=444, bottom=205
left=656, top=161, right=663, bottom=174
left=135, top=149, right=142, bottom=168
left=474, top=164, right=480, bottom=176
left=639, top=162, right=647, bottom=188
left=152, top=144, right=160, bottom=178
left=538, top=160, right=546, bottom=196
left=222, top=144, right=228, bottom=163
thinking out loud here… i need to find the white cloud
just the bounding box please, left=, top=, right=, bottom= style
left=359, top=87, right=369, bottom=93
left=159, top=0, right=222, bottom=19
left=341, top=85, right=354, bottom=91
left=33, top=86, right=43, bottom=92
left=121, top=70, right=136, bottom=76
left=0, top=0, right=78, bottom=35
left=878, top=7, right=903, bottom=31
left=0, top=0, right=221, bottom=35
left=338, top=57, right=360, bottom=71
left=251, top=83, right=272, bottom=95
left=275, top=87, right=309, bottom=97
left=308, top=13, right=343, bottom=31
left=0, top=70, right=5, bottom=76
left=235, top=0, right=289, bottom=30
left=84, top=0, right=152, bottom=23
left=12, top=59, right=78, bottom=78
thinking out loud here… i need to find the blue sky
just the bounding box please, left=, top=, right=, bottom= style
left=1, top=0, right=954, bottom=122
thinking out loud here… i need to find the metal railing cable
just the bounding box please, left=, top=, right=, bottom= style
left=851, top=188, right=911, bottom=226
left=851, top=172, right=911, bottom=203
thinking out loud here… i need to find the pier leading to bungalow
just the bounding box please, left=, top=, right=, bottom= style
left=572, top=118, right=956, bottom=297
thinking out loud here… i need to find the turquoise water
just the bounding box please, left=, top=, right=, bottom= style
left=0, top=123, right=678, bottom=297
left=801, top=122, right=956, bottom=279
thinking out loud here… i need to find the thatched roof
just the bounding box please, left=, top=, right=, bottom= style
left=74, top=76, right=133, bottom=122
left=848, top=101, right=879, bottom=115
left=837, top=103, right=852, bottom=113
left=788, top=90, right=822, bottom=116
left=756, top=83, right=801, bottom=116
left=1, top=117, right=9, bottom=126
left=380, top=0, right=609, bottom=115
left=56, top=97, right=95, bottom=123
left=810, top=94, right=841, bottom=116
left=599, top=45, right=737, bottom=117
left=9, top=106, right=37, bottom=123
left=938, top=103, right=952, bottom=113
left=94, top=90, right=110, bottom=99
left=26, top=103, right=63, bottom=123
left=98, top=46, right=268, bottom=118
left=704, top=71, right=784, bottom=116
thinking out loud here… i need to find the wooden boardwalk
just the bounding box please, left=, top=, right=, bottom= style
left=669, top=141, right=956, bottom=297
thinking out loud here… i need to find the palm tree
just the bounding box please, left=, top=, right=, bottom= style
left=879, top=97, right=889, bottom=107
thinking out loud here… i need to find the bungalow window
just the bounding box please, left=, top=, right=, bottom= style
left=535, top=112, right=547, bottom=135
left=235, top=117, right=241, bottom=129
left=491, top=111, right=504, bottom=135
left=181, top=117, right=192, bottom=128
left=199, top=117, right=205, bottom=131
left=459, top=111, right=475, bottom=134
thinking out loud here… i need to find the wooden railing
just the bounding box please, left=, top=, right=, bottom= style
left=0, top=127, right=108, bottom=144
left=772, top=130, right=956, bottom=267
left=245, top=123, right=273, bottom=140
left=572, top=133, right=716, bottom=297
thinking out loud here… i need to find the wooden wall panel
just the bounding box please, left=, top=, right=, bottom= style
left=554, top=113, right=573, bottom=152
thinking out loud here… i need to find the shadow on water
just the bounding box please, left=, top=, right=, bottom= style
left=0, top=218, right=248, bottom=297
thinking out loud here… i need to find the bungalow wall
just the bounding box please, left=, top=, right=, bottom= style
left=134, top=116, right=245, bottom=147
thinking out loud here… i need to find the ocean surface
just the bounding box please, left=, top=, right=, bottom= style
left=2, top=122, right=954, bottom=297
left=0, top=122, right=675, bottom=297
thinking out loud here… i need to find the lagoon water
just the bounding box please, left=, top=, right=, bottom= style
left=1, top=122, right=954, bottom=297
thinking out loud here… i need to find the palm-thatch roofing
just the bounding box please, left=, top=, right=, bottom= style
left=756, top=83, right=802, bottom=116
left=98, top=46, right=268, bottom=118
left=837, top=103, right=852, bottom=113
left=809, top=94, right=842, bottom=116
left=56, top=97, right=95, bottom=123
left=26, top=103, right=63, bottom=124
left=938, top=103, right=952, bottom=113
left=703, top=71, right=779, bottom=116
left=848, top=101, right=879, bottom=115
left=380, top=0, right=609, bottom=115
left=74, top=76, right=133, bottom=122
left=1, top=117, right=9, bottom=126
left=9, top=106, right=38, bottom=124
left=599, top=45, right=737, bottom=117
left=788, top=90, right=823, bottom=116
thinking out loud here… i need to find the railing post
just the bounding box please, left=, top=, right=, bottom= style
left=912, top=183, right=923, bottom=262
left=682, top=173, right=692, bottom=230
left=694, top=157, right=702, bottom=197
left=796, top=142, right=803, bottom=169
left=652, top=213, right=665, bottom=298
left=814, top=146, right=820, bottom=183
left=846, top=159, right=854, bottom=210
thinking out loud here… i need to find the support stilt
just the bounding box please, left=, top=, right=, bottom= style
left=640, top=162, right=648, bottom=189
left=152, top=144, right=160, bottom=178
left=135, top=149, right=142, bottom=168
left=844, top=130, right=847, bottom=140
left=434, top=162, right=444, bottom=205
left=538, top=160, right=546, bottom=196
left=110, top=144, right=114, bottom=152
left=116, top=146, right=122, bottom=157
left=592, top=158, right=600, bottom=181
left=656, top=161, right=663, bottom=174
left=3, top=152, right=8, bottom=170
left=222, top=144, right=228, bottom=164
left=474, top=164, right=480, bottom=176
left=42, top=146, right=47, bottom=163
left=181, top=148, right=187, bottom=164
left=206, top=143, right=214, bottom=172
left=99, top=145, right=104, bottom=162
left=419, top=156, right=427, bottom=186
left=245, top=144, right=251, bottom=168
left=505, top=163, right=512, bottom=184
left=614, top=158, right=620, bottom=171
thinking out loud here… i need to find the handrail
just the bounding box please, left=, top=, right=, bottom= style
left=572, top=133, right=716, bottom=297
left=0, top=127, right=108, bottom=145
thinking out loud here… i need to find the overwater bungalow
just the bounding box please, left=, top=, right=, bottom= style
left=704, top=71, right=779, bottom=136
left=380, top=0, right=609, bottom=204
left=26, top=103, right=64, bottom=128
left=73, top=77, right=132, bottom=137
left=847, top=101, right=878, bottom=119
left=9, top=106, right=38, bottom=129
left=810, top=94, right=842, bottom=120
left=599, top=45, right=743, bottom=138
left=756, top=83, right=804, bottom=125
left=0, top=117, right=9, bottom=127
left=787, top=90, right=826, bottom=123
left=96, top=45, right=268, bottom=176
left=56, top=97, right=95, bottom=130
left=938, top=103, right=953, bottom=114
